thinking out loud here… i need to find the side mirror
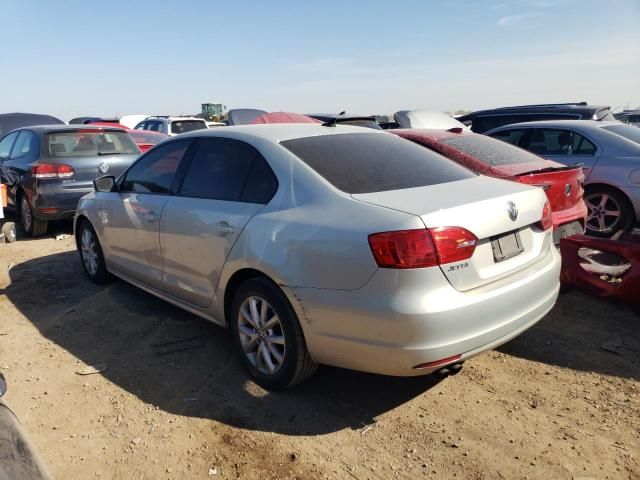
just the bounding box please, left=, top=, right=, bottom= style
left=94, top=175, right=116, bottom=193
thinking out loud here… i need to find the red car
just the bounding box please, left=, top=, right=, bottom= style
left=88, top=122, right=168, bottom=152
left=392, top=128, right=588, bottom=243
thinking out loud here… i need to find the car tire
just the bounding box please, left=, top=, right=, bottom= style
left=77, top=220, right=114, bottom=284
left=20, top=194, right=48, bottom=237
left=1, top=222, right=16, bottom=243
left=584, top=186, right=634, bottom=238
left=230, top=277, right=317, bottom=390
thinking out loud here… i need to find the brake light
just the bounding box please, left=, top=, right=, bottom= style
left=429, top=227, right=477, bottom=264
left=538, top=200, right=553, bottom=231
left=368, top=227, right=477, bottom=269
left=32, top=163, right=75, bottom=179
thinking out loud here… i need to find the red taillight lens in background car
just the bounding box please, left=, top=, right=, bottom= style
left=368, top=227, right=477, bottom=269
left=32, top=163, right=75, bottom=179
left=537, top=200, right=553, bottom=231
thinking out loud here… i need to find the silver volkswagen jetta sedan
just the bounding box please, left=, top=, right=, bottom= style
left=75, top=124, right=560, bottom=390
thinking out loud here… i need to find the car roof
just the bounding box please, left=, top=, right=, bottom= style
left=19, top=124, right=130, bottom=134
left=488, top=119, right=621, bottom=130
left=459, top=103, right=610, bottom=119
left=176, top=123, right=384, bottom=143
left=146, top=116, right=205, bottom=121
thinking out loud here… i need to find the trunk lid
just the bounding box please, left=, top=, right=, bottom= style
left=353, top=176, right=551, bottom=291
left=513, top=165, right=584, bottom=213
left=50, top=153, right=139, bottom=192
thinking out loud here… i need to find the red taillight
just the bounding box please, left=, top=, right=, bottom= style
left=32, top=163, right=74, bottom=179
left=413, top=354, right=462, bottom=370
left=429, top=227, right=477, bottom=264
left=538, top=200, right=553, bottom=231
left=368, top=229, right=438, bottom=269
left=368, top=227, right=477, bottom=269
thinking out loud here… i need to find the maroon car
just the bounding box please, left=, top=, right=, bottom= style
left=392, top=128, right=588, bottom=243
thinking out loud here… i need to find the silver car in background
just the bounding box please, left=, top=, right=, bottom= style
left=75, top=125, right=560, bottom=390
left=487, top=120, right=640, bottom=236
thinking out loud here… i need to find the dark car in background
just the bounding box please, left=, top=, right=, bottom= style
left=0, top=112, right=64, bottom=138
left=458, top=102, right=615, bottom=133
left=615, top=109, right=640, bottom=128
left=307, top=112, right=382, bottom=129
left=0, top=125, right=140, bottom=236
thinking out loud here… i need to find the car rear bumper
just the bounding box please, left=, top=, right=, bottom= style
left=551, top=201, right=587, bottom=243
left=32, top=184, right=93, bottom=220
left=288, top=243, right=560, bottom=377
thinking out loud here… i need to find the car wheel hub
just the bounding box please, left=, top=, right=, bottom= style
left=585, top=193, right=621, bottom=233
left=21, top=197, right=31, bottom=231
left=238, top=296, right=285, bottom=375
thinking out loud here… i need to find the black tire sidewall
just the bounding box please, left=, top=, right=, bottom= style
left=230, top=278, right=303, bottom=391
left=77, top=221, right=111, bottom=284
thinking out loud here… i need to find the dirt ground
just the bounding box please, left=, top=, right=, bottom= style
left=0, top=224, right=638, bottom=480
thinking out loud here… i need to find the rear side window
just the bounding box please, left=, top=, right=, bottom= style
left=280, top=132, right=474, bottom=194
left=170, top=120, right=207, bottom=135
left=529, top=129, right=596, bottom=156
left=121, top=140, right=190, bottom=194
left=179, top=138, right=277, bottom=203
left=440, top=134, right=544, bottom=166
left=0, top=131, right=19, bottom=159
left=9, top=130, right=38, bottom=161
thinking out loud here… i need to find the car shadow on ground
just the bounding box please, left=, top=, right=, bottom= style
left=498, top=290, right=639, bottom=381
left=2, top=250, right=443, bottom=436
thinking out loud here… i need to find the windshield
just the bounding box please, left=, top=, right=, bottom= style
left=281, top=133, right=474, bottom=194
left=601, top=124, right=640, bottom=145
left=440, top=134, right=544, bottom=166
left=170, top=120, right=207, bottom=134
left=45, top=130, right=139, bottom=157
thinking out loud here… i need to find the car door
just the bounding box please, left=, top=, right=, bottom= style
left=526, top=128, right=600, bottom=178
left=3, top=130, right=39, bottom=210
left=102, top=139, right=194, bottom=289
left=159, top=137, right=278, bottom=307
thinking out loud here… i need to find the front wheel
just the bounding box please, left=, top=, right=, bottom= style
left=20, top=195, right=48, bottom=237
left=77, top=221, right=113, bottom=284
left=230, top=278, right=317, bottom=390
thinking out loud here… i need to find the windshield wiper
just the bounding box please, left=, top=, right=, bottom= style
left=97, top=152, right=125, bottom=156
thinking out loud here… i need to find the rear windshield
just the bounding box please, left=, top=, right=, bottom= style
left=280, top=132, right=474, bottom=194
left=170, top=120, right=207, bottom=134
left=129, top=130, right=167, bottom=145
left=440, top=134, right=543, bottom=166
left=601, top=124, right=640, bottom=145
left=45, top=130, right=139, bottom=157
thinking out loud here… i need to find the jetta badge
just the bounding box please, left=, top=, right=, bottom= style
left=507, top=201, right=518, bottom=221
left=564, top=183, right=571, bottom=197
left=98, top=162, right=109, bottom=174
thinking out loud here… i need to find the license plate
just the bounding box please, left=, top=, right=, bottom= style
left=491, top=231, right=524, bottom=263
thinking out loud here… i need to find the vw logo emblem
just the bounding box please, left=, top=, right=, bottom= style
left=507, top=201, right=518, bottom=221
left=98, top=162, right=109, bottom=174
left=564, top=183, right=571, bottom=197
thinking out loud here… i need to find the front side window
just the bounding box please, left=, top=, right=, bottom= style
left=529, top=129, right=596, bottom=156
left=180, top=138, right=277, bottom=203
left=120, top=140, right=190, bottom=194
left=0, top=131, right=19, bottom=159
left=45, top=130, right=139, bottom=157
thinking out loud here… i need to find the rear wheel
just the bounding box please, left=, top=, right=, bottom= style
left=230, top=278, right=317, bottom=390
left=584, top=186, right=633, bottom=238
left=20, top=194, right=48, bottom=237
left=77, top=221, right=113, bottom=284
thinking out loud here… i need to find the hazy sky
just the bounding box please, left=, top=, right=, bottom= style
left=1, top=0, right=638, bottom=121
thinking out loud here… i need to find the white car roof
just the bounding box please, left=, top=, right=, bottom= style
left=394, top=110, right=469, bottom=130
left=178, top=123, right=383, bottom=143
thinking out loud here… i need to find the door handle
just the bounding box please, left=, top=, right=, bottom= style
left=213, top=221, right=235, bottom=236
left=144, top=211, right=159, bottom=223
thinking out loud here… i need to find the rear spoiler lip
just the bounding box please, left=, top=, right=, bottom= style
left=514, top=163, right=583, bottom=176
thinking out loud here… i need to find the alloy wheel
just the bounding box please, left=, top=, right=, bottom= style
left=585, top=193, right=621, bottom=233
left=81, top=228, right=99, bottom=276
left=237, top=296, right=286, bottom=375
